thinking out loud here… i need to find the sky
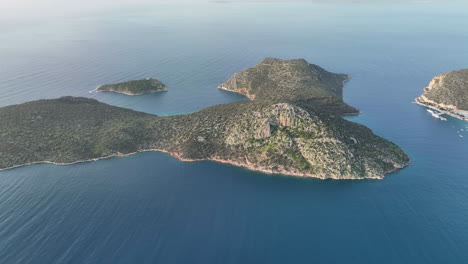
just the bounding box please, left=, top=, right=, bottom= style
left=0, top=0, right=461, bottom=21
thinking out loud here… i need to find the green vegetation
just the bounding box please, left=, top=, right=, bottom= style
left=0, top=97, right=155, bottom=168
left=96, top=78, right=167, bottom=95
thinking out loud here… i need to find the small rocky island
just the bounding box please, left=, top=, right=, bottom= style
left=92, top=78, right=167, bottom=95
left=415, top=69, right=468, bottom=121
left=0, top=58, right=410, bottom=179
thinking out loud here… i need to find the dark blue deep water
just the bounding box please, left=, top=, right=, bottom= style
left=1, top=2, right=468, bottom=263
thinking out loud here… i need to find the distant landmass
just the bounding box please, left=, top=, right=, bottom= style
left=415, top=69, right=468, bottom=121
left=0, top=58, right=410, bottom=179
left=92, top=78, right=167, bottom=95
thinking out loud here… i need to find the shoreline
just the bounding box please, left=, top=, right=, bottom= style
left=218, top=85, right=256, bottom=100
left=414, top=99, right=468, bottom=121
left=0, top=148, right=405, bottom=180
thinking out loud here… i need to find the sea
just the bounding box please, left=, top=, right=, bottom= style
left=0, top=1, right=468, bottom=263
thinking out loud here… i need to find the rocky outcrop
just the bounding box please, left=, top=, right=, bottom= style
left=416, top=69, right=468, bottom=120
left=218, top=102, right=408, bottom=179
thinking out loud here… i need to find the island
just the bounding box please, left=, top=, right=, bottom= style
left=219, top=58, right=359, bottom=115
left=91, top=78, right=167, bottom=95
left=415, top=69, right=468, bottom=121
left=0, top=58, right=410, bottom=179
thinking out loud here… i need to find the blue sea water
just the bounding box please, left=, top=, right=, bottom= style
left=1, top=1, right=468, bottom=263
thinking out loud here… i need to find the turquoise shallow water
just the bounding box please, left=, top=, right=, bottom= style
left=1, top=2, right=468, bottom=263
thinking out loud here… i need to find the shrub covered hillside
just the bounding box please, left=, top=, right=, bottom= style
left=0, top=96, right=409, bottom=179
left=219, top=58, right=358, bottom=114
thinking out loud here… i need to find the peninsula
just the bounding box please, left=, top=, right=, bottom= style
left=0, top=58, right=410, bottom=179
left=92, top=78, right=167, bottom=95
left=415, top=69, right=468, bottom=121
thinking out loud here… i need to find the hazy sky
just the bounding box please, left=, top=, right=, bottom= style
left=0, top=0, right=461, bottom=21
